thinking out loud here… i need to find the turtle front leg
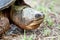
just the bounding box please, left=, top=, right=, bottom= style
left=0, top=10, right=10, bottom=37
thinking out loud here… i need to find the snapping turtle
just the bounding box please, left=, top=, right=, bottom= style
left=10, top=5, right=45, bottom=30
left=0, top=0, right=16, bottom=10
left=0, top=0, right=44, bottom=35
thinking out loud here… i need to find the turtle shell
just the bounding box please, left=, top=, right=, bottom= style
left=0, top=0, right=16, bottom=10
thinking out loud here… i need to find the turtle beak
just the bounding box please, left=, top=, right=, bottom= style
left=35, top=13, right=45, bottom=20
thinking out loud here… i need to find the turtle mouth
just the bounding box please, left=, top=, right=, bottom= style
left=34, top=17, right=44, bottom=24
left=25, top=17, right=44, bottom=30
left=34, top=15, right=45, bottom=21
left=34, top=17, right=44, bottom=21
left=26, top=16, right=44, bottom=26
left=27, top=13, right=45, bottom=24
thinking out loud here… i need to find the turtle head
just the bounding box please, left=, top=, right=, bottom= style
left=22, top=7, right=45, bottom=29
left=22, top=7, right=45, bottom=24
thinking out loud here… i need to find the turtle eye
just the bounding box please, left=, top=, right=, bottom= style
left=35, top=14, right=41, bottom=18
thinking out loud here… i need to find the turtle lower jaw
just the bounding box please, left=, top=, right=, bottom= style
left=22, top=19, right=44, bottom=30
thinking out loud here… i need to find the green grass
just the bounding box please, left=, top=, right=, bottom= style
left=24, top=30, right=33, bottom=40
left=43, top=28, right=51, bottom=36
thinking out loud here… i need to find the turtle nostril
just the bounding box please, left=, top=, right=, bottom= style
left=35, top=14, right=41, bottom=18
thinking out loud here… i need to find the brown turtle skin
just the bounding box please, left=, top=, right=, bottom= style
left=0, top=11, right=10, bottom=35
left=10, top=5, right=45, bottom=30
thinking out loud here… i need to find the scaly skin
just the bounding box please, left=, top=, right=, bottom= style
left=0, top=11, right=10, bottom=35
